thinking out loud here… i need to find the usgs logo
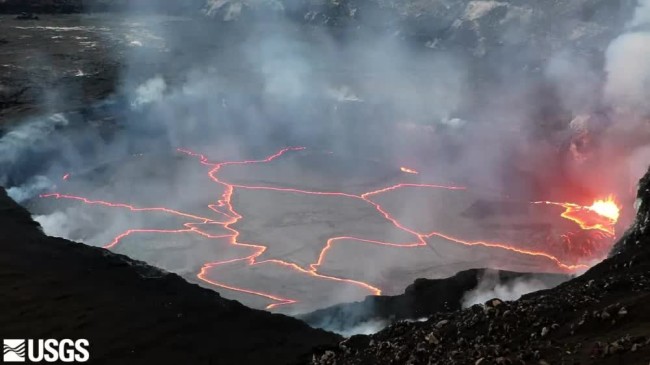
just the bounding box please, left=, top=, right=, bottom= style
left=3, top=339, right=89, bottom=363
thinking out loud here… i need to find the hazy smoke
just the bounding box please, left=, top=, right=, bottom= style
left=335, top=319, right=388, bottom=337
left=630, top=0, right=650, bottom=27
left=545, top=50, right=600, bottom=115
left=0, top=114, right=69, bottom=201
left=33, top=211, right=75, bottom=239
left=0, top=114, right=69, bottom=180
left=604, top=0, right=650, bottom=113
left=318, top=316, right=428, bottom=337
left=7, top=176, right=54, bottom=204
left=203, top=0, right=249, bottom=20
left=604, top=32, right=650, bottom=114
left=131, top=76, right=167, bottom=109
left=599, top=0, right=650, bottom=194
left=461, top=272, right=553, bottom=308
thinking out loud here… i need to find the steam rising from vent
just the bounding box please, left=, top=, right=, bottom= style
left=335, top=319, right=388, bottom=337
left=7, top=176, right=54, bottom=203
left=462, top=272, right=555, bottom=308
left=0, top=114, right=70, bottom=202
left=0, top=114, right=69, bottom=177
left=131, top=76, right=167, bottom=109
left=33, top=211, right=75, bottom=239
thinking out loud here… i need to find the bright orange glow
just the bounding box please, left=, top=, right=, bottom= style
left=40, top=147, right=605, bottom=310
left=534, top=197, right=621, bottom=236
left=62, top=173, right=70, bottom=180
left=589, top=197, right=620, bottom=222
left=400, top=167, right=419, bottom=174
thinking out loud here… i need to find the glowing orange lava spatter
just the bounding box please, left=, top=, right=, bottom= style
left=589, top=197, right=621, bottom=222
left=534, top=197, right=620, bottom=235
left=400, top=167, right=419, bottom=174
left=41, top=147, right=594, bottom=309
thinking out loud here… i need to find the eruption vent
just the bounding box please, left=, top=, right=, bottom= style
left=535, top=197, right=621, bottom=236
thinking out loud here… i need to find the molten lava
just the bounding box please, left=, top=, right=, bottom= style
left=535, top=197, right=621, bottom=236
left=40, top=147, right=613, bottom=310
left=400, top=167, right=419, bottom=174
left=589, top=197, right=621, bottom=222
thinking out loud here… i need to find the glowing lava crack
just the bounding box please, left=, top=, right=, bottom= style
left=40, top=147, right=608, bottom=309
left=534, top=197, right=620, bottom=236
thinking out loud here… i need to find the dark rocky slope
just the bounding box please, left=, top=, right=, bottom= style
left=311, top=168, right=650, bottom=364
left=301, top=270, right=569, bottom=333
left=0, top=187, right=340, bottom=364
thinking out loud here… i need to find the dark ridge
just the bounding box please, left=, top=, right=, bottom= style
left=0, top=187, right=340, bottom=364
left=0, top=1, right=205, bottom=14
left=300, top=269, right=569, bottom=333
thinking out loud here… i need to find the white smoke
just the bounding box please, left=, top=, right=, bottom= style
left=203, top=0, right=241, bottom=19
left=326, top=316, right=428, bottom=337
left=604, top=0, right=650, bottom=114
left=604, top=32, right=650, bottom=114
left=0, top=114, right=70, bottom=202
left=33, top=211, right=75, bottom=239
left=630, top=0, right=650, bottom=27
left=628, top=145, right=650, bottom=187
left=545, top=50, right=600, bottom=114
left=131, top=76, right=167, bottom=109
left=461, top=274, right=553, bottom=308
left=335, top=319, right=388, bottom=337
left=6, top=175, right=54, bottom=203
left=202, top=0, right=283, bottom=20
left=0, top=113, right=69, bottom=181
